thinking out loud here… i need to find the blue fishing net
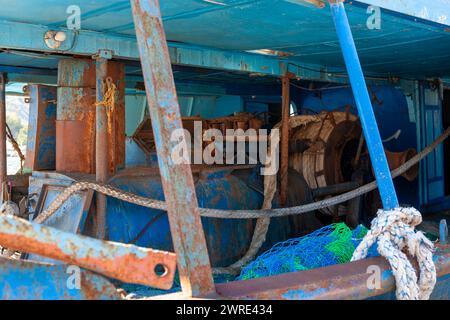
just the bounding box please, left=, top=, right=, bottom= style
left=238, top=223, right=379, bottom=281
left=124, top=223, right=379, bottom=297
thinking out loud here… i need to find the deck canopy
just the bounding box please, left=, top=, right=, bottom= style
left=0, top=0, right=450, bottom=85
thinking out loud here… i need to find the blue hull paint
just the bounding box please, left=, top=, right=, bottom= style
left=0, top=257, right=120, bottom=300
left=106, top=167, right=298, bottom=267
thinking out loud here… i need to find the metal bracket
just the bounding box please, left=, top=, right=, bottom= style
left=93, top=49, right=114, bottom=60
left=0, top=215, right=177, bottom=290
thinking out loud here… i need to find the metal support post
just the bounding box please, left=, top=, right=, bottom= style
left=280, top=74, right=291, bottom=206
left=94, top=51, right=111, bottom=239
left=131, top=0, right=215, bottom=297
left=328, top=0, right=399, bottom=209
left=0, top=74, right=7, bottom=202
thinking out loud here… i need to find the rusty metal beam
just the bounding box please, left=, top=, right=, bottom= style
left=280, top=74, right=291, bottom=206
left=131, top=0, right=215, bottom=297
left=0, top=73, right=6, bottom=200
left=0, top=215, right=177, bottom=290
left=216, top=246, right=450, bottom=300
left=95, top=54, right=110, bottom=240
left=0, top=256, right=123, bottom=300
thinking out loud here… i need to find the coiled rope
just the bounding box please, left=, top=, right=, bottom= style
left=352, top=207, right=436, bottom=300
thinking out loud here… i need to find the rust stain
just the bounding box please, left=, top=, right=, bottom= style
left=0, top=216, right=177, bottom=290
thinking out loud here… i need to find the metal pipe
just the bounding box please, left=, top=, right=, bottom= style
left=0, top=215, right=177, bottom=290
left=131, top=0, right=215, bottom=297
left=280, top=75, right=290, bottom=206
left=0, top=73, right=6, bottom=200
left=216, top=248, right=450, bottom=300
left=328, top=0, right=399, bottom=209
left=95, top=57, right=109, bottom=240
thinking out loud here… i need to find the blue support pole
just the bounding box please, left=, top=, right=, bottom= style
left=328, top=0, right=399, bottom=209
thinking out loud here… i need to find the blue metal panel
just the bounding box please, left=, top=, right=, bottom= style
left=0, top=19, right=302, bottom=79
left=106, top=169, right=258, bottom=267
left=0, top=257, right=121, bottom=300
left=329, top=1, right=398, bottom=209
left=418, top=81, right=445, bottom=203
left=105, top=167, right=295, bottom=267
left=1, top=1, right=450, bottom=78
left=125, top=95, right=147, bottom=136
left=125, top=139, right=159, bottom=168
left=25, top=85, right=57, bottom=171
left=214, top=96, right=244, bottom=117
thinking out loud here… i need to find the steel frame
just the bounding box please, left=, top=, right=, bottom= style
left=0, top=214, right=177, bottom=290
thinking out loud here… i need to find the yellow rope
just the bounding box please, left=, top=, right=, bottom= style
left=95, top=77, right=117, bottom=136
left=5, top=123, right=25, bottom=174
left=95, top=78, right=117, bottom=112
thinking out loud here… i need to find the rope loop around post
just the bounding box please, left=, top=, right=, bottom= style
left=352, top=207, right=437, bottom=300
left=94, top=77, right=117, bottom=111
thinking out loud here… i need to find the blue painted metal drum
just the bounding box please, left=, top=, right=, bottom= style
left=106, top=166, right=296, bottom=267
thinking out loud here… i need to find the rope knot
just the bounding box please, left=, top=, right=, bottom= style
left=352, top=207, right=436, bottom=300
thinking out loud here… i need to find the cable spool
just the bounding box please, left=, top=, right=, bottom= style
left=288, top=111, right=419, bottom=217
left=289, top=111, right=362, bottom=215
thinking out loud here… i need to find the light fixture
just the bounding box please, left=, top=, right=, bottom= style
left=54, top=31, right=67, bottom=42
left=44, top=30, right=67, bottom=49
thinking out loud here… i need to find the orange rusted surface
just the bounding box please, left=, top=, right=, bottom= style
left=216, top=246, right=450, bottom=300
left=57, top=59, right=96, bottom=174
left=56, top=120, right=96, bottom=174
left=106, top=61, right=126, bottom=174
left=56, top=58, right=125, bottom=175
left=0, top=215, right=177, bottom=290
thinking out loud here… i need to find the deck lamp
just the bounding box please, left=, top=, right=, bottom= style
left=44, top=30, right=67, bottom=49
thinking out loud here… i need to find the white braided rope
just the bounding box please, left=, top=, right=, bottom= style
left=352, top=207, right=436, bottom=300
